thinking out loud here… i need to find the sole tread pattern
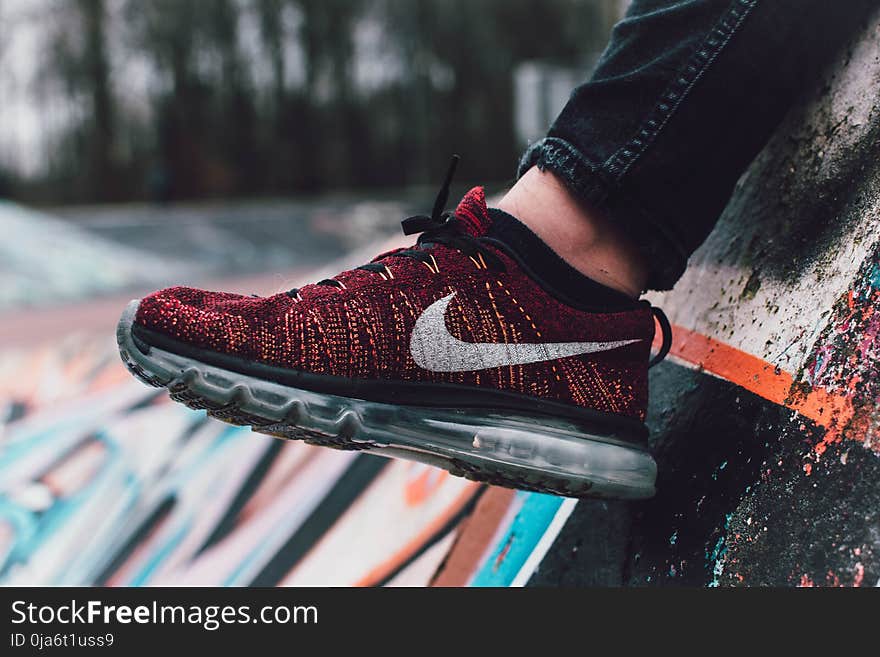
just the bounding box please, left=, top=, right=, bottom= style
left=116, top=300, right=654, bottom=499
left=119, top=345, right=602, bottom=494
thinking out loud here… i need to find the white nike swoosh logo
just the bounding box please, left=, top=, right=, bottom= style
left=409, top=292, right=641, bottom=373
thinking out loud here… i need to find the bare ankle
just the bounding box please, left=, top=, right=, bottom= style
left=497, top=167, right=648, bottom=297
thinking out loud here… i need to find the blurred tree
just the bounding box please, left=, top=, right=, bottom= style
left=203, top=0, right=261, bottom=195
left=80, top=0, right=116, bottom=200
left=11, top=0, right=624, bottom=204
left=41, top=0, right=119, bottom=201
left=128, top=0, right=217, bottom=198
left=296, top=0, right=363, bottom=189
left=255, top=0, right=291, bottom=190
left=379, top=0, right=611, bottom=186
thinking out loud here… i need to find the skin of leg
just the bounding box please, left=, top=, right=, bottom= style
left=497, top=166, right=649, bottom=297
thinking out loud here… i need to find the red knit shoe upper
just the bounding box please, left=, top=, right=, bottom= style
left=135, top=187, right=656, bottom=420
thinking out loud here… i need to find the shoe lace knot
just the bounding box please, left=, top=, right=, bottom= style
left=391, top=155, right=504, bottom=271
left=287, top=156, right=504, bottom=298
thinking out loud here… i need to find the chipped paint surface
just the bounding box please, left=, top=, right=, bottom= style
left=532, top=12, right=880, bottom=587
left=648, top=17, right=880, bottom=378
left=803, top=252, right=880, bottom=455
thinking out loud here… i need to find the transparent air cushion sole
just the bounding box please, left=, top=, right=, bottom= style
left=118, top=301, right=657, bottom=499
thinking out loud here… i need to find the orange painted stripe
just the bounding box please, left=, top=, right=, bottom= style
left=404, top=469, right=450, bottom=507
left=656, top=324, right=853, bottom=451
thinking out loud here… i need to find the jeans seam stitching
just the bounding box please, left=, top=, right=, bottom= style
left=523, top=137, right=605, bottom=181
left=604, top=0, right=760, bottom=180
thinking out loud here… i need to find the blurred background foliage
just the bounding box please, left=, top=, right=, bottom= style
left=0, top=0, right=624, bottom=204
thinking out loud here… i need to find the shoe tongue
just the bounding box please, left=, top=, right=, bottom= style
left=453, top=186, right=492, bottom=237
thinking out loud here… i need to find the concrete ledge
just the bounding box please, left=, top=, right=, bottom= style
left=523, top=10, right=880, bottom=587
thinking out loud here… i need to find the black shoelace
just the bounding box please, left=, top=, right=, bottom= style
left=284, top=156, right=672, bottom=370
left=286, top=155, right=503, bottom=298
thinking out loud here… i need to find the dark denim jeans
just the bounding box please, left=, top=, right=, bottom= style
left=519, top=0, right=876, bottom=290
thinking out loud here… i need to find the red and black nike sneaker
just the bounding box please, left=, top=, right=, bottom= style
left=117, top=158, right=671, bottom=499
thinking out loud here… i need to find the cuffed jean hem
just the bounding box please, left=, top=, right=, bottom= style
left=518, top=136, right=689, bottom=291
